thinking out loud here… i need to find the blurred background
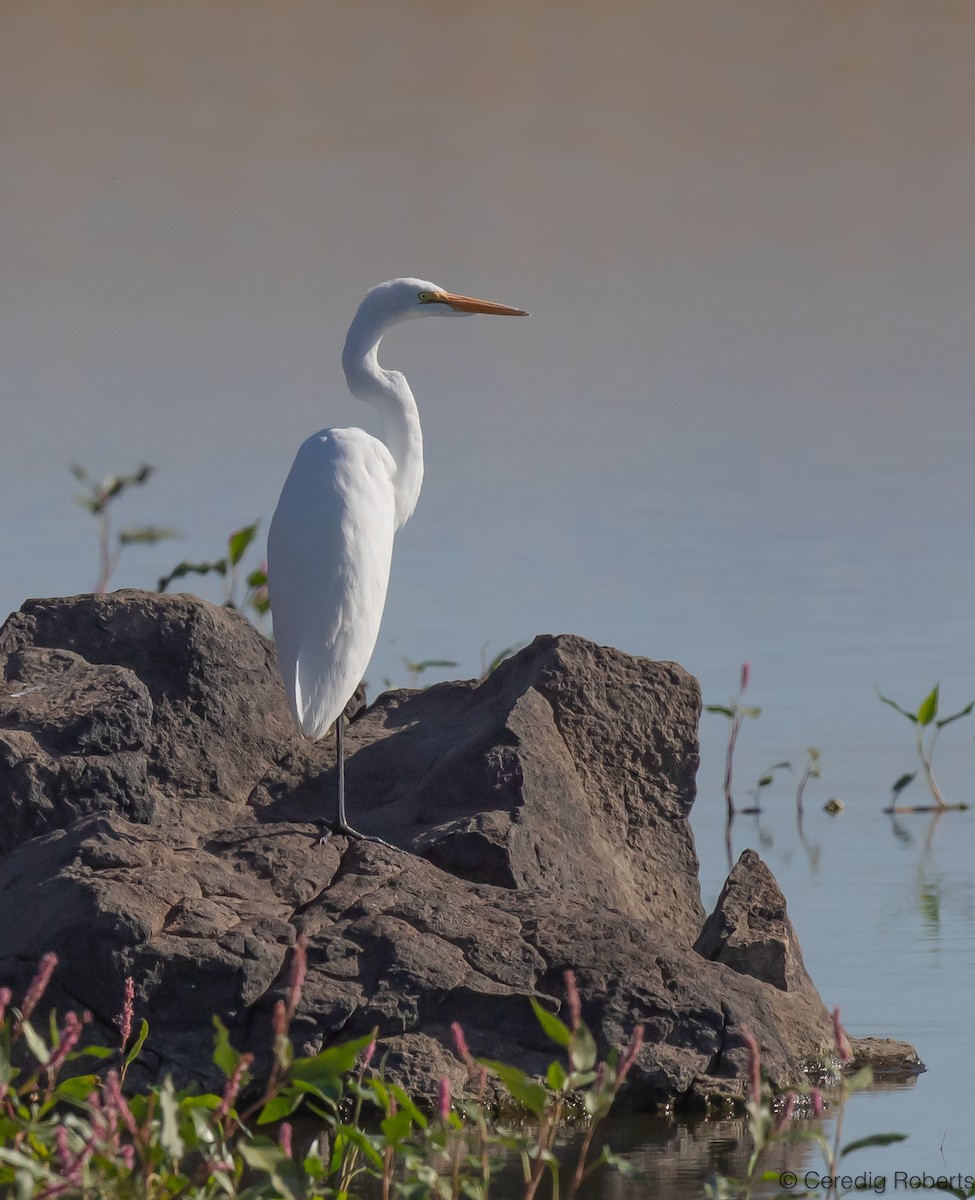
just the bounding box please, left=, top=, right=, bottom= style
left=3, top=2, right=975, bottom=1190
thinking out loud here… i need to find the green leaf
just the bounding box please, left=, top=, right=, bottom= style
left=158, top=1075, right=185, bottom=1161
left=118, top=525, right=179, bottom=546
left=917, top=685, right=939, bottom=727
left=841, top=1132, right=907, bottom=1156
left=55, top=1074, right=99, bottom=1101
left=239, top=1140, right=306, bottom=1200
left=19, top=1020, right=49, bottom=1066
left=291, top=1076, right=342, bottom=1108
left=530, top=996, right=572, bottom=1048
left=705, top=705, right=734, bottom=718
left=257, top=1092, right=301, bottom=1124
left=381, top=1107, right=414, bottom=1143
left=739, top=705, right=762, bottom=719
left=212, top=1015, right=241, bottom=1077
left=546, top=1060, right=568, bottom=1092
left=569, top=1069, right=598, bottom=1089
left=875, top=686, right=917, bottom=723
left=74, top=1044, right=114, bottom=1060
left=273, top=1032, right=293, bottom=1073
left=569, top=1024, right=598, bottom=1073
left=158, top=559, right=227, bottom=592
left=843, top=1065, right=874, bottom=1092
left=936, top=700, right=975, bottom=730
left=485, top=644, right=522, bottom=675
left=291, top=1032, right=375, bottom=1081
left=891, top=771, right=917, bottom=797
left=479, top=1059, right=548, bottom=1116
left=228, top=523, right=258, bottom=566
left=332, top=1123, right=384, bottom=1170
left=602, top=1148, right=647, bottom=1180
left=388, top=1084, right=428, bottom=1129
left=403, top=658, right=459, bottom=674
left=125, top=1018, right=149, bottom=1068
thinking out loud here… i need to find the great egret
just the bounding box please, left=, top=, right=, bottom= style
left=267, top=277, right=527, bottom=842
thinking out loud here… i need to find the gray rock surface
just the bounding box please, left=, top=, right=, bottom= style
left=0, top=591, right=913, bottom=1107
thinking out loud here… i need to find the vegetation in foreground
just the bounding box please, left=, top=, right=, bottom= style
left=0, top=943, right=919, bottom=1200
left=0, top=945, right=646, bottom=1199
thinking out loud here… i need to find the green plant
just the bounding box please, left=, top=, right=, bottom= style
left=479, top=643, right=523, bottom=679
left=158, top=523, right=269, bottom=628
left=747, top=760, right=791, bottom=808
left=70, top=463, right=178, bottom=593
left=707, top=1009, right=905, bottom=1200
left=707, top=663, right=762, bottom=817
left=876, top=684, right=973, bottom=810
left=401, top=658, right=460, bottom=689
left=795, top=747, right=822, bottom=815
left=0, top=950, right=645, bottom=1199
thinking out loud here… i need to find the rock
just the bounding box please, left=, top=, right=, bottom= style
left=693, top=849, right=817, bottom=993
left=0, top=591, right=919, bottom=1107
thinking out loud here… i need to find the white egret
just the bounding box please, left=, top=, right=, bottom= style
left=267, top=278, right=527, bottom=842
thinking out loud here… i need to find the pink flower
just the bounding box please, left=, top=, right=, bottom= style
left=20, top=952, right=58, bottom=1023
left=215, top=1052, right=254, bottom=1123
left=272, top=999, right=288, bottom=1038
left=451, top=1021, right=474, bottom=1070
left=103, top=1071, right=140, bottom=1140
left=119, top=977, right=135, bottom=1049
left=773, top=1091, right=796, bottom=1132
left=563, top=969, right=582, bottom=1032
left=438, top=1077, right=452, bottom=1122
left=739, top=663, right=751, bottom=695
left=832, top=1008, right=853, bottom=1064
left=742, top=1029, right=762, bottom=1105
left=285, top=936, right=308, bottom=1021
left=278, top=1121, right=293, bottom=1157
left=616, top=1024, right=645, bottom=1086
left=47, top=1010, right=91, bottom=1075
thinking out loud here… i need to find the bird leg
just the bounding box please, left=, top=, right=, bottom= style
left=315, top=714, right=395, bottom=848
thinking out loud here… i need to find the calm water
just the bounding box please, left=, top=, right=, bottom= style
left=3, top=3, right=975, bottom=1194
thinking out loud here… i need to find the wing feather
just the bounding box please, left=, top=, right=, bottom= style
left=267, top=428, right=396, bottom=738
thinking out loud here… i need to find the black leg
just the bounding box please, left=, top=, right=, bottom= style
left=314, top=713, right=394, bottom=848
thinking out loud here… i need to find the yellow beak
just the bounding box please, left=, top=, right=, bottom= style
left=440, top=291, right=529, bottom=317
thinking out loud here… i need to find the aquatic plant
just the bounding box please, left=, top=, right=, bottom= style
left=875, top=683, right=973, bottom=810
left=70, top=463, right=177, bottom=593
left=401, top=657, right=460, bottom=688
left=158, top=522, right=270, bottom=628
left=706, top=663, right=762, bottom=817
left=706, top=1009, right=905, bottom=1200
left=794, top=746, right=822, bottom=816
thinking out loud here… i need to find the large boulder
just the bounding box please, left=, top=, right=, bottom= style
left=0, top=591, right=915, bottom=1106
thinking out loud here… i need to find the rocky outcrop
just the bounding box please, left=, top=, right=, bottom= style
left=0, top=591, right=915, bottom=1106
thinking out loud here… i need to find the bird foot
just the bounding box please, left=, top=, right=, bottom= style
left=314, top=818, right=395, bottom=850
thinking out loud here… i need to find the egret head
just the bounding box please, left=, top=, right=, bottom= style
left=362, top=277, right=528, bottom=324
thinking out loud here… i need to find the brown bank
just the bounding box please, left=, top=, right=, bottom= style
left=0, top=592, right=919, bottom=1106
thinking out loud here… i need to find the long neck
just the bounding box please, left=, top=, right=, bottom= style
left=342, top=314, right=424, bottom=530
